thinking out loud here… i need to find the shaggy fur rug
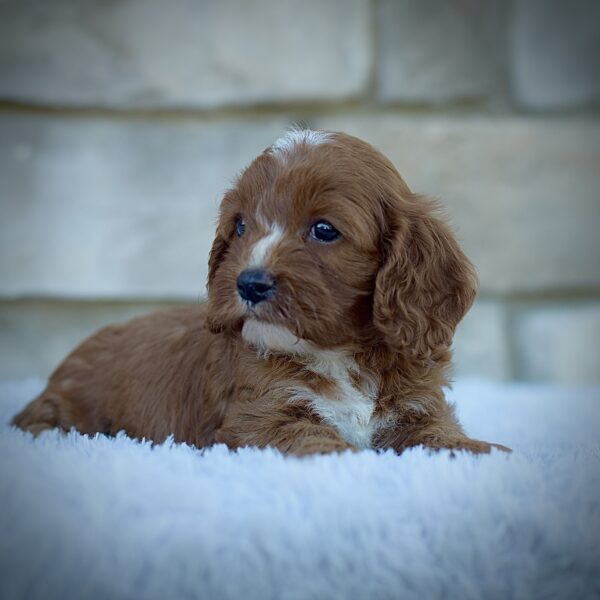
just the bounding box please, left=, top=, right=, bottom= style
left=0, top=378, right=598, bottom=600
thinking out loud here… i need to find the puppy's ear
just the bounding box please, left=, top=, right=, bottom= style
left=373, top=194, right=477, bottom=360
left=205, top=228, right=230, bottom=334
left=207, top=227, right=229, bottom=290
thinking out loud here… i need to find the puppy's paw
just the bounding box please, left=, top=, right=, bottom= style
left=288, top=439, right=357, bottom=457
left=448, top=437, right=512, bottom=455
left=419, top=436, right=511, bottom=456
left=12, top=395, right=61, bottom=436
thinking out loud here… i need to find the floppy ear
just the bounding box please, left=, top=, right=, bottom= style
left=207, top=229, right=229, bottom=290
left=205, top=227, right=231, bottom=334
left=373, top=194, right=477, bottom=360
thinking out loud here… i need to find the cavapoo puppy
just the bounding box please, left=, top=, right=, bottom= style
left=13, top=129, right=510, bottom=456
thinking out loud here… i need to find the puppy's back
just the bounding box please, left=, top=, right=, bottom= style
left=12, top=304, right=232, bottom=446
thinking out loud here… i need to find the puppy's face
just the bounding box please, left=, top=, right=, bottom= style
left=207, top=130, right=477, bottom=359
left=207, top=131, right=381, bottom=349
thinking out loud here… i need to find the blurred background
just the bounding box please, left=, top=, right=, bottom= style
left=0, top=0, right=598, bottom=383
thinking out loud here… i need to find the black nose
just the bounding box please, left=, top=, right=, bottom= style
left=237, top=269, right=276, bottom=305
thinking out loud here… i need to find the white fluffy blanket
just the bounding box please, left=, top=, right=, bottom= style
left=0, top=378, right=599, bottom=600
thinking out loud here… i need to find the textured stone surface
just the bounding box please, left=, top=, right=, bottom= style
left=377, top=0, right=506, bottom=103
left=512, top=0, right=600, bottom=109
left=316, top=114, right=600, bottom=294
left=0, top=114, right=289, bottom=298
left=0, top=0, right=371, bottom=108
left=514, top=303, right=600, bottom=383
left=0, top=300, right=176, bottom=378
left=453, top=300, right=511, bottom=381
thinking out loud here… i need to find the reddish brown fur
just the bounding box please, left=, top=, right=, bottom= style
left=12, top=131, right=510, bottom=456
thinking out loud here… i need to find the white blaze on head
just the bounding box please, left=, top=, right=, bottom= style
left=249, top=222, right=284, bottom=268
left=247, top=129, right=330, bottom=267
left=270, top=128, right=332, bottom=159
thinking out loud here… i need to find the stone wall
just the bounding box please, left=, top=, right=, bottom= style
left=1, top=0, right=599, bottom=382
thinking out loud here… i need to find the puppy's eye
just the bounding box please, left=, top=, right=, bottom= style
left=235, top=217, right=246, bottom=237
left=310, top=220, right=341, bottom=243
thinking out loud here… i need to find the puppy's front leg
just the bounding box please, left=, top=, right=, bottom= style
left=385, top=402, right=511, bottom=455
left=215, top=398, right=355, bottom=456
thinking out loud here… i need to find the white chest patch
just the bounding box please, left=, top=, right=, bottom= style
left=242, top=320, right=380, bottom=449
left=299, top=354, right=380, bottom=450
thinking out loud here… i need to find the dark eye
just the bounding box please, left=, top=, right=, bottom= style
left=310, top=220, right=341, bottom=243
left=235, top=217, right=246, bottom=237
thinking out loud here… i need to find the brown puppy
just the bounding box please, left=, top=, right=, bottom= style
left=12, top=130, right=510, bottom=456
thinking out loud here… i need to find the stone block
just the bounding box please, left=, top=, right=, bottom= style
left=315, top=114, right=600, bottom=294
left=0, top=300, right=176, bottom=378
left=453, top=300, right=511, bottom=381
left=0, top=0, right=371, bottom=108
left=513, top=303, right=600, bottom=383
left=377, top=0, right=506, bottom=103
left=512, top=0, right=600, bottom=109
left=0, top=113, right=288, bottom=298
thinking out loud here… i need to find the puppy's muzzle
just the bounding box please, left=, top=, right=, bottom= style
left=237, top=269, right=276, bottom=305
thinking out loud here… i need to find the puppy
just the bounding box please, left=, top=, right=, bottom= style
left=12, top=129, right=510, bottom=456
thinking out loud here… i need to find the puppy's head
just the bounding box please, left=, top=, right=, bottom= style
left=207, top=129, right=476, bottom=360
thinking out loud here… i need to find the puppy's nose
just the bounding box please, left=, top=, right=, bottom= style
left=237, top=269, right=276, bottom=305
